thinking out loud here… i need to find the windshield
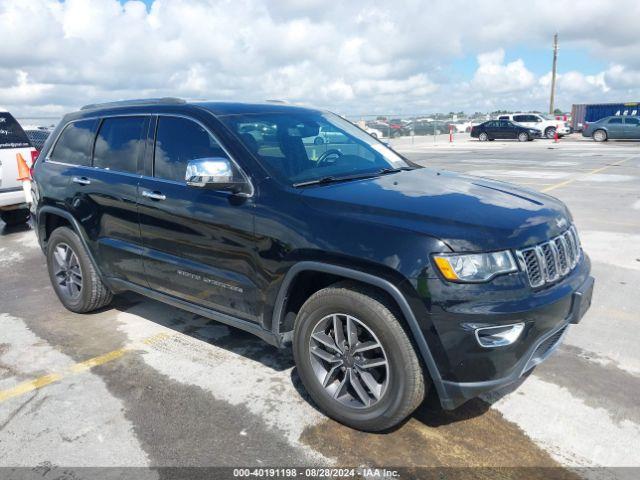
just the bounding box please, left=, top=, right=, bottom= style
left=220, top=111, right=409, bottom=185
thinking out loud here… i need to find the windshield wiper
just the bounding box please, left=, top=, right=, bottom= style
left=377, top=166, right=413, bottom=175
left=293, top=172, right=381, bottom=188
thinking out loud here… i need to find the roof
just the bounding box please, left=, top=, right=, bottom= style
left=78, top=98, right=322, bottom=117
left=193, top=101, right=322, bottom=116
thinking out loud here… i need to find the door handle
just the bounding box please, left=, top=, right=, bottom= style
left=141, top=190, right=166, bottom=201
left=72, top=176, right=91, bottom=185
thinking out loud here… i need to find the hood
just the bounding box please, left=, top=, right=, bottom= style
left=300, top=168, right=572, bottom=251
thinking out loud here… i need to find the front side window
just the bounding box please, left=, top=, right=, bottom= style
left=93, top=117, right=147, bottom=174
left=220, top=111, right=408, bottom=185
left=0, top=112, right=30, bottom=149
left=49, top=120, right=96, bottom=166
left=608, top=117, right=623, bottom=124
left=154, top=116, right=231, bottom=182
left=624, top=117, right=640, bottom=125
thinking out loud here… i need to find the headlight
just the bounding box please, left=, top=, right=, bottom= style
left=433, top=251, right=517, bottom=282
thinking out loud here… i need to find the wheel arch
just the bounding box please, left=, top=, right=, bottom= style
left=271, top=261, right=446, bottom=401
left=37, top=206, right=111, bottom=287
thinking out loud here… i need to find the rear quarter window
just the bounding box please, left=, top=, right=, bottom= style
left=49, top=120, right=97, bottom=166
left=0, top=113, right=30, bottom=149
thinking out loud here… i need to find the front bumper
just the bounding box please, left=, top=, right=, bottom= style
left=437, top=273, right=594, bottom=409
left=441, top=277, right=594, bottom=409
left=411, top=251, right=593, bottom=410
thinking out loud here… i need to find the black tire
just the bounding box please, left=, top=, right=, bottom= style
left=518, top=132, right=529, bottom=142
left=478, top=132, right=489, bottom=142
left=293, top=283, right=425, bottom=431
left=593, top=129, right=607, bottom=142
left=545, top=127, right=556, bottom=139
left=46, top=226, right=112, bottom=313
left=1, top=208, right=30, bottom=226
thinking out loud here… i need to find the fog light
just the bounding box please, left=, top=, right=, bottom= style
left=474, top=323, right=524, bottom=348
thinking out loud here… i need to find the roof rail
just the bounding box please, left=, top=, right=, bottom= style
left=80, top=97, right=186, bottom=111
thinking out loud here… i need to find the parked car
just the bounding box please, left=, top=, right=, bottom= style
left=408, top=120, right=449, bottom=136
left=32, top=98, right=593, bottom=432
left=0, top=108, right=38, bottom=226
left=582, top=115, right=640, bottom=142
left=365, top=126, right=385, bottom=139
left=498, top=113, right=570, bottom=139
left=470, top=120, right=541, bottom=141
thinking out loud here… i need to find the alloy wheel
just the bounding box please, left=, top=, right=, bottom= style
left=309, top=313, right=389, bottom=409
left=52, top=242, right=83, bottom=300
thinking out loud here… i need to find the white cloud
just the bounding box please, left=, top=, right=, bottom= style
left=472, top=49, right=536, bottom=94
left=1, top=0, right=640, bottom=118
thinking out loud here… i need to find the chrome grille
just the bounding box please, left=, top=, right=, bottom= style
left=517, top=226, right=581, bottom=288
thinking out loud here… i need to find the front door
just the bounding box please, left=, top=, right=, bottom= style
left=137, top=115, right=260, bottom=322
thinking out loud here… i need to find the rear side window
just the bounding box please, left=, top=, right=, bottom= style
left=0, top=112, right=30, bottom=149
left=94, top=117, right=147, bottom=174
left=49, top=120, right=96, bottom=166
left=513, top=115, right=527, bottom=123
left=608, top=117, right=623, bottom=124
left=154, top=116, right=229, bottom=182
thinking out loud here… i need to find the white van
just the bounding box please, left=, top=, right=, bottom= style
left=0, top=108, right=37, bottom=226
left=498, top=113, right=570, bottom=139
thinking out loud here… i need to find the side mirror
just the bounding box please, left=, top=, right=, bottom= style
left=185, top=157, right=246, bottom=193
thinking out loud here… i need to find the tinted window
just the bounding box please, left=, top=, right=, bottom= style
left=625, top=117, right=640, bottom=125
left=154, top=116, right=229, bottom=182
left=498, top=120, right=510, bottom=128
left=513, top=115, right=528, bottom=123
left=94, top=117, right=147, bottom=173
left=0, top=112, right=30, bottom=149
left=608, top=117, right=623, bottom=124
left=498, top=116, right=509, bottom=120
left=49, top=120, right=96, bottom=166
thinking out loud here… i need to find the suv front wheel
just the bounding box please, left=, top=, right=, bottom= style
left=46, top=226, right=113, bottom=313
left=293, top=283, right=425, bottom=431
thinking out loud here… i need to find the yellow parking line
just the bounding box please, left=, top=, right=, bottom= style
left=542, top=156, right=637, bottom=192
left=0, top=332, right=171, bottom=404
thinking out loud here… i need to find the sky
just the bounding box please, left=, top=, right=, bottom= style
left=2, top=0, right=640, bottom=119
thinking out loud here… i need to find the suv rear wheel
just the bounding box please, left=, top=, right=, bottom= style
left=545, top=127, right=556, bottom=139
left=46, top=227, right=112, bottom=313
left=293, top=283, right=425, bottom=431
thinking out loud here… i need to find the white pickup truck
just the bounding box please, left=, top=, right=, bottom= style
left=0, top=108, right=37, bottom=226
left=498, top=113, right=570, bottom=139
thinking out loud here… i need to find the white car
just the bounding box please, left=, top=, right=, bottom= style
left=498, top=113, right=570, bottom=139
left=0, top=108, right=37, bottom=226
left=365, top=126, right=385, bottom=139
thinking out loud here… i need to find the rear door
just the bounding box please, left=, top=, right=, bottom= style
left=137, top=115, right=260, bottom=322
left=623, top=117, right=640, bottom=139
left=606, top=117, right=624, bottom=138
left=59, top=116, right=149, bottom=285
left=0, top=112, right=33, bottom=206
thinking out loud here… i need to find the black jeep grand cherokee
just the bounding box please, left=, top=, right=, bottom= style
left=31, top=98, right=594, bottom=431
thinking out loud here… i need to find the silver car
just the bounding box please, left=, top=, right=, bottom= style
left=582, top=115, right=640, bottom=141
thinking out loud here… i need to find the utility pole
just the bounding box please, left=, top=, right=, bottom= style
left=549, top=33, right=558, bottom=114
